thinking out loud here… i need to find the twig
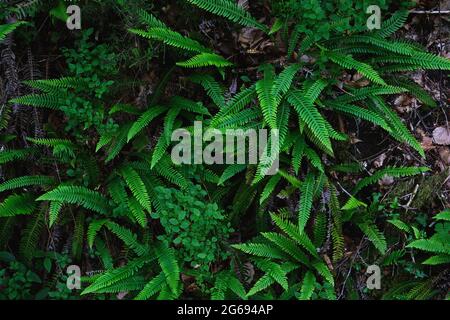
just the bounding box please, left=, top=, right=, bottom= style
left=410, top=10, right=450, bottom=14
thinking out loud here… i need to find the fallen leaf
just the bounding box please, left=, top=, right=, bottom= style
left=433, top=127, right=450, bottom=145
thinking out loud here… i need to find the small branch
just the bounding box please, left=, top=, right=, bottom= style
left=410, top=10, right=450, bottom=14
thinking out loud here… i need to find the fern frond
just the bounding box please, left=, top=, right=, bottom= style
left=256, top=64, right=277, bottom=129
left=0, top=194, right=36, bottom=217
left=186, top=0, right=268, bottom=32
left=37, top=186, right=110, bottom=215
left=105, top=221, right=148, bottom=256
left=353, top=166, right=429, bottom=194
left=0, top=148, right=34, bottom=165
left=298, top=271, right=316, bottom=300
left=298, top=173, right=315, bottom=233
left=270, top=213, right=318, bottom=258
left=177, top=53, right=233, bottom=68
left=155, top=241, right=180, bottom=296
left=325, top=50, right=386, bottom=85
left=128, top=197, right=148, bottom=228
left=358, top=222, right=387, bottom=254
left=260, top=174, right=281, bottom=204
left=217, top=164, right=247, bottom=185
left=19, top=210, right=44, bottom=265
left=82, top=256, right=149, bottom=295
left=48, top=201, right=63, bottom=227
left=120, top=165, right=151, bottom=212
left=190, top=74, right=225, bottom=108
left=138, top=9, right=167, bottom=28
left=0, top=22, right=26, bottom=41
left=407, top=239, right=448, bottom=254
left=372, top=10, right=409, bottom=38
left=129, top=27, right=210, bottom=53
left=87, top=219, right=108, bottom=248
left=135, top=271, right=166, bottom=300
left=0, top=175, right=54, bottom=192
left=127, top=105, right=166, bottom=142
left=287, top=90, right=332, bottom=155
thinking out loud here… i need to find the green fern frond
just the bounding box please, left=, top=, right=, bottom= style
left=19, top=210, right=45, bottom=265
left=260, top=174, right=281, bottom=204
left=218, top=164, right=247, bottom=185
left=312, top=260, right=334, bottom=286
left=298, top=173, right=315, bottom=233
left=10, top=93, right=67, bottom=110
left=120, top=165, right=151, bottom=212
left=155, top=241, right=181, bottom=296
left=48, top=201, right=63, bottom=227
left=287, top=90, right=332, bottom=155
left=186, top=0, right=268, bottom=32
left=0, top=148, right=34, bottom=165
left=135, top=271, right=166, bottom=300
left=105, top=221, right=148, bottom=256
left=128, top=197, right=148, bottom=228
left=261, top=232, right=310, bottom=266
left=0, top=22, right=26, bottom=41
left=177, top=53, right=233, bottom=68
left=256, top=64, right=277, bottom=129
left=127, top=105, right=166, bottom=142
left=372, top=10, right=409, bottom=38
left=129, top=27, right=210, bottom=53
left=298, top=271, right=316, bottom=300
left=0, top=194, right=36, bottom=217
left=325, top=50, right=386, bottom=85
left=331, top=104, right=390, bottom=131
left=0, top=175, right=54, bottom=192
left=82, top=256, right=149, bottom=295
left=358, top=222, right=387, bottom=254
left=190, top=74, right=225, bottom=108
left=422, top=255, right=450, bottom=265
left=138, top=9, right=166, bottom=28
left=87, top=219, right=108, bottom=248
left=270, top=213, right=318, bottom=258
left=37, top=185, right=110, bottom=215
left=353, top=166, right=429, bottom=194
left=407, top=239, right=448, bottom=255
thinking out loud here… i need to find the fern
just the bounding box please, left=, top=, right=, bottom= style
left=176, top=53, right=233, bottom=68
left=127, top=105, right=166, bottom=142
left=186, top=0, right=268, bottom=32
left=37, top=185, right=111, bottom=215
left=298, top=271, right=316, bottom=300
left=155, top=241, right=181, bottom=296
left=0, top=175, right=54, bottom=192
left=0, top=194, right=36, bottom=217
left=129, top=27, right=210, bottom=53
left=120, top=165, right=151, bottom=212
left=325, top=50, right=386, bottom=85
left=298, top=173, right=315, bottom=233
left=287, top=90, right=333, bottom=155
left=0, top=22, right=25, bottom=41
left=358, top=222, right=387, bottom=254
left=353, top=166, right=429, bottom=194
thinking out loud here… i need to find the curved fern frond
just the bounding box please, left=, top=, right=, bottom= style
left=37, top=186, right=110, bottom=215
left=129, top=27, right=210, bottom=53
left=176, top=53, right=233, bottom=68
left=0, top=194, right=36, bottom=217
left=186, top=0, right=268, bottom=32
left=353, top=166, right=429, bottom=194
left=0, top=175, right=54, bottom=192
